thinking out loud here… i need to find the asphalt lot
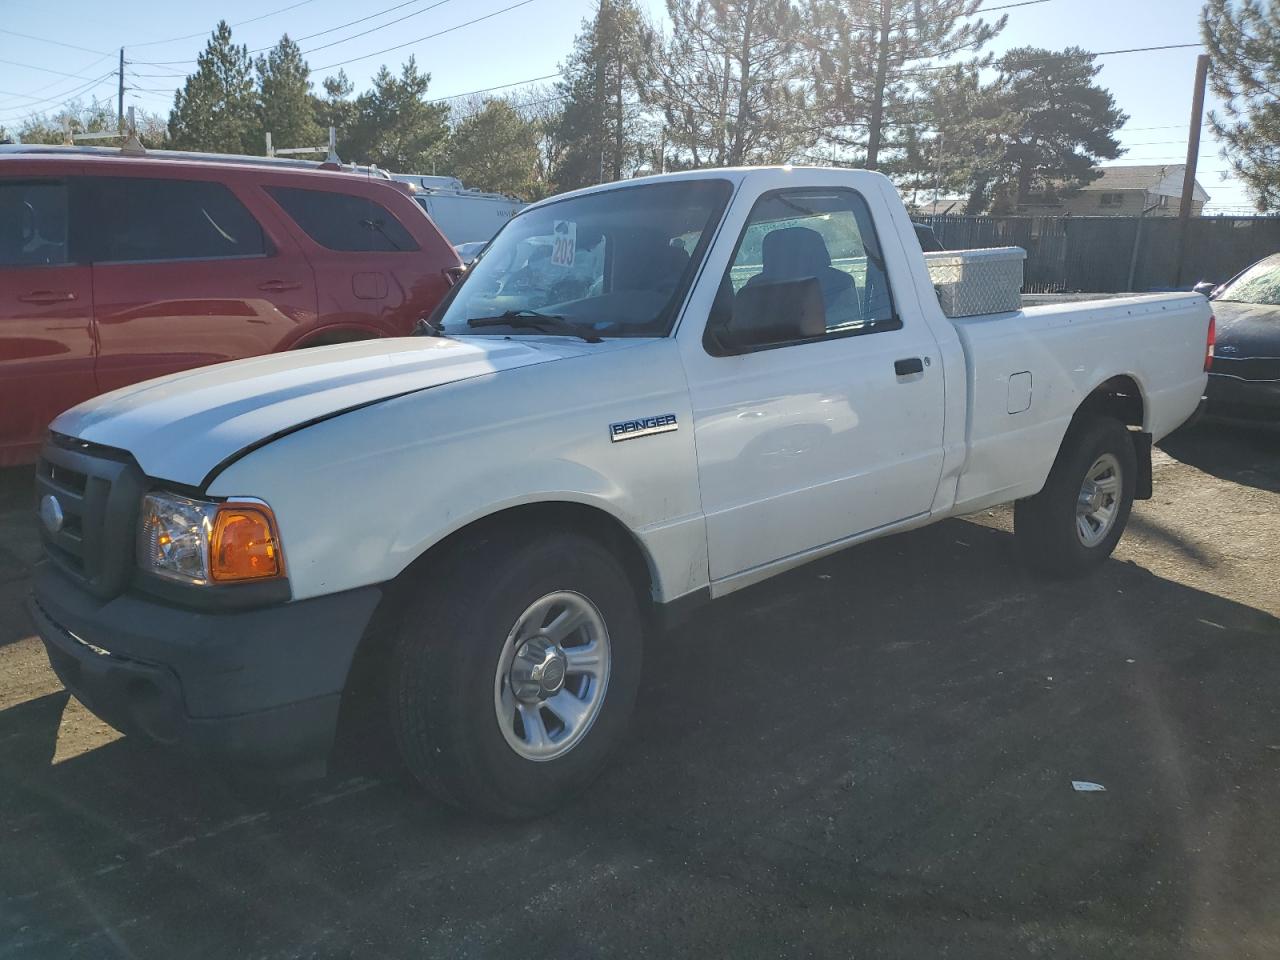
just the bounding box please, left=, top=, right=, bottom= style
left=2, top=422, right=1278, bottom=959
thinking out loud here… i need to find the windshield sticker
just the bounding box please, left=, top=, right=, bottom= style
left=551, top=220, right=576, bottom=267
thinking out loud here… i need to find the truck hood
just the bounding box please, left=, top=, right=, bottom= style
left=52, top=336, right=615, bottom=487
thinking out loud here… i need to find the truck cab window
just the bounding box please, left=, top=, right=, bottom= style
left=0, top=181, right=68, bottom=267
left=435, top=178, right=731, bottom=338
left=724, top=188, right=897, bottom=343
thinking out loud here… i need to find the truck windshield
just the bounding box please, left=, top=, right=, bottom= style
left=435, top=179, right=733, bottom=338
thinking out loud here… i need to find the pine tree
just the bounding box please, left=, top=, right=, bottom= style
left=510, top=84, right=568, bottom=198
left=314, top=70, right=357, bottom=147
left=168, top=21, right=258, bottom=154
left=993, top=47, right=1126, bottom=206
left=554, top=0, right=651, bottom=189
left=257, top=35, right=323, bottom=154
left=1202, top=0, right=1280, bottom=210
left=801, top=0, right=1004, bottom=170
left=447, top=99, right=540, bottom=197
left=647, top=0, right=812, bottom=168
left=920, top=65, right=1021, bottom=213
left=345, top=58, right=450, bottom=171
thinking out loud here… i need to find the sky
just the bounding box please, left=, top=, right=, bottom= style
left=0, top=0, right=1256, bottom=212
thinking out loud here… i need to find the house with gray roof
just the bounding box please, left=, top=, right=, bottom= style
left=1021, top=164, right=1210, bottom=217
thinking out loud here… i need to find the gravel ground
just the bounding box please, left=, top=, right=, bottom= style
left=1, top=420, right=1278, bottom=959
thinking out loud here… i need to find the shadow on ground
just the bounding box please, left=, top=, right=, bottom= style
left=1160, top=421, right=1280, bottom=494
left=3, top=518, right=1279, bottom=959
left=0, top=466, right=35, bottom=512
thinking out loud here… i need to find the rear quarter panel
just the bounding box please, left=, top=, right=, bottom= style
left=949, top=294, right=1209, bottom=513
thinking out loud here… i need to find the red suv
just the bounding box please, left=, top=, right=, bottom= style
left=0, top=147, right=459, bottom=466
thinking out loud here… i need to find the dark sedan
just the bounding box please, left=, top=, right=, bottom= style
left=1201, top=254, right=1280, bottom=422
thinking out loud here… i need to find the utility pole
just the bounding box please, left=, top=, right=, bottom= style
left=1175, top=53, right=1210, bottom=287
left=118, top=48, right=125, bottom=132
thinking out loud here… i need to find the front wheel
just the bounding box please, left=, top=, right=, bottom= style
left=389, top=530, right=643, bottom=818
left=1014, top=417, right=1137, bottom=577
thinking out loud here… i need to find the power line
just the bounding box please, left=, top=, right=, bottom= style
left=0, top=53, right=116, bottom=108
left=428, top=72, right=562, bottom=103
left=0, top=71, right=118, bottom=125
left=897, top=40, right=1204, bottom=75
left=1122, top=123, right=1209, bottom=132
left=842, top=0, right=1051, bottom=33
left=129, top=0, right=323, bottom=49
left=301, top=0, right=458, bottom=56
left=135, top=0, right=460, bottom=67
left=310, top=0, right=543, bottom=73
left=0, top=29, right=109, bottom=56
left=0, top=56, right=117, bottom=81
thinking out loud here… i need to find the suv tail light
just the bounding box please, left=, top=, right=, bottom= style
left=1205, top=314, right=1216, bottom=372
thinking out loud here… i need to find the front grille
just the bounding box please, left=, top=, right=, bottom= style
left=35, top=435, right=146, bottom=600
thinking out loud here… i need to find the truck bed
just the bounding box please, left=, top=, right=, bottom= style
left=945, top=293, right=1209, bottom=514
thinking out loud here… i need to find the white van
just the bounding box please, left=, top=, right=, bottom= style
left=393, top=174, right=526, bottom=245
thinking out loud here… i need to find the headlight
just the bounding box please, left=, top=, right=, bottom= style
left=138, top=492, right=284, bottom=585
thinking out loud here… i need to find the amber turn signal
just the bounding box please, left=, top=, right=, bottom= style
left=209, top=503, right=283, bottom=582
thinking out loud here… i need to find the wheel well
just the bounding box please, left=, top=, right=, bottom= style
left=412, top=502, right=656, bottom=603
left=338, top=501, right=658, bottom=732
left=1075, top=375, right=1145, bottom=429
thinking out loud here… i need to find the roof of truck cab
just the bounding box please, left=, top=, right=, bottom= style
left=519, top=165, right=896, bottom=214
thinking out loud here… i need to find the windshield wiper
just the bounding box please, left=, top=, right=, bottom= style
left=466, top=310, right=603, bottom=343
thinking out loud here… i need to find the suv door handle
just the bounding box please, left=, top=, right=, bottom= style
left=258, top=279, right=302, bottom=292
left=894, top=357, right=924, bottom=376
left=18, top=290, right=77, bottom=304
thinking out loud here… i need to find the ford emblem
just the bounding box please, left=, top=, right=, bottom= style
left=39, top=494, right=64, bottom=535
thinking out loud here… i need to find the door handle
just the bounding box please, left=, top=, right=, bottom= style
left=18, top=290, right=76, bottom=304
left=258, top=279, right=302, bottom=292
left=894, top=357, right=925, bottom=377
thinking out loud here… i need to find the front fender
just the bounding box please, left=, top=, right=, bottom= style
left=207, top=339, right=707, bottom=602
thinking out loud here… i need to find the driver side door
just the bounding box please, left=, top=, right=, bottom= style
left=683, top=186, right=947, bottom=585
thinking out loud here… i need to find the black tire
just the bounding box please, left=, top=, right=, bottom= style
left=389, top=529, right=644, bottom=819
left=1014, top=416, right=1137, bottom=578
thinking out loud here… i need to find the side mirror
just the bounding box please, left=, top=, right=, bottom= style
left=1192, top=280, right=1218, bottom=298
left=706, top=276, right=827, bottom=354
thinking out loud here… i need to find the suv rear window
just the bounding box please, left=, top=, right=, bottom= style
left=86, top=177, right=267, bottom=263
left=268, top=186, right=419, bottom=252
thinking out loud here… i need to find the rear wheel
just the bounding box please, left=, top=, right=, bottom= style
left=1014, top=417, right=1137, bottom=577
left=389, top=530, right=643, bottom=818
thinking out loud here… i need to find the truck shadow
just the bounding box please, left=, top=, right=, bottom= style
left=1160, top=421, right=1280, bottom=494
left=2, top=519, right=1279, bottom=958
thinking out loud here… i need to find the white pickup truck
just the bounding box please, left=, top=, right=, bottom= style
left=29, top=167, right=1212, bottom=818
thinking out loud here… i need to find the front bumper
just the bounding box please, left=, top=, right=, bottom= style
left=1204, top=372, right=1280, bottom=423
left=29, top=563, right=381, bottom=779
